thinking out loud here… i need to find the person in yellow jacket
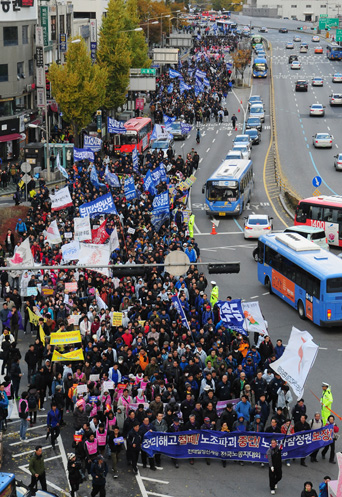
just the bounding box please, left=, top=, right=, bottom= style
left=188, top=214, right=195, bottom=238
left=210, top=281, right=219, bottom=307
left=321, top=382, right=333, bottom=425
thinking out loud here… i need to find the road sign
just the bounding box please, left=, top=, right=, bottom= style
left=319, top=17, right=339, bottom=29
left=22, top=173, right=31, bottom=184
left=336, top=29, right=342, bottom=42
left=21, top=162, right=31, bottom=173
left=312, top=188, right=321, bottom=197
left=164, top=250, right=190, bottom=277
left=140, top=68, right=156, bottom=75
left=320, top=14, right=328, bottom=18
left=312, top=176, right=322, bottom=187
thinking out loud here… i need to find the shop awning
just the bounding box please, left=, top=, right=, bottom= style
left=0, top=133, right=22, bottom=143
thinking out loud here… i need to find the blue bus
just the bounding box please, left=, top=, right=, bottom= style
left=326, top=43, right=342, bottom=60
left=256, top=232, right=342, bottom=327
left=0, top=473, right=15, bottom=497
left=203, top=159, right=253, bottom=216
left=252, top=57, right=268, bottom=78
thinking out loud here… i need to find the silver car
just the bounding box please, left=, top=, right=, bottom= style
left=312, top=133, right=333, bottom=148
left=330, top=93, right=342, bottom=106
left=334, top=153, right=342, bottom=171
left=309, top=104, right=325, bottom=116
left=312, top=77, right=323, bottom=87
left=232, top=143, right=251, bottom=160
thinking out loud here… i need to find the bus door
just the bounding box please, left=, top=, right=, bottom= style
left=323, top=207, right=339, bottom=245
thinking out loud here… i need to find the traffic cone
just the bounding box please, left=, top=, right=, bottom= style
left=240, top=100, right=243, bottom=104
left=211, top=222, right=217, bottom=235
left=238, top=108, right=240, bottom=112
left=235, top=127, right=237, bottom=131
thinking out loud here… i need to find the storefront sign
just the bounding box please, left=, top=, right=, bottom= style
left=40, top=6, right=49, bottom=46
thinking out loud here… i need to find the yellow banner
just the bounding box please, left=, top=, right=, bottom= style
left=52, top=349, right=84, bottom=362
left=39, top=325, right=46, bottom=344
left=112, top=312, right=123, bottom=327
left=28, top=308, right=41, bottom=325
left=50, top=330, right=82, bottom=345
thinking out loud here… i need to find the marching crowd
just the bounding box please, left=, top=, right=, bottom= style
left=0, top=25, right=337, bottom=497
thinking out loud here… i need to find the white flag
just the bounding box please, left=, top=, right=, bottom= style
left=62, top=240, right=80, bottom=261
left=56, top=153, right=68, bottom=179
left=74, top=216, right=91, bottom=242
left=109, top=227, right=119, bottom=253
left=50, top=186, right=73, bottom=211
left=44, top=220, right=62, bottom=245
left=271, top=327, right=318, bottom=400
left=8, top=237, right=34, bottom=267
left=242, top=301, right=268, bottom=336
left=96, top=289, right=108, bottom=310
left=78, top=243, right=110, bottom=277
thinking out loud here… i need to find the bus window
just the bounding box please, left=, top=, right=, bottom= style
left=296, top=203, right=309, bottom=222
left=207, top=184, right=238, bottom=201
left=327, top=277, right=342, bottom=293
left=258, top=241, right=264, bottom=264
left=309, top=205, right=323, bottom=220
left=323, top=208, right=333, bottom=222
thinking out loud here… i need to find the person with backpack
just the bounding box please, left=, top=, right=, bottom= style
left=27, top=385, right=39, bottom=427
left=19, top=391, right=29, bottom=440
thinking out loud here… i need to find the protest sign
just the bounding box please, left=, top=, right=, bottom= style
left=65, top=282, right=78, bottom=293
left=112, top=312, right=123, bottom=327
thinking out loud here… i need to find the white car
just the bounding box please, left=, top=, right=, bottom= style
left=312, top=132, right=333, bottom=148
left=334, top=153, right=342, bottom=171
left=291, top=61, right=301, bottom=69
left=233, top=134, right=252, bottom=147
left=286, top=42, right=294, bottom=49
left=244, top=214, right=273, bottom=239
left=293, top=36, right=301, bottom=42
left=312, top=77, right=323, bottom=86
left=309, top=103, right=325, bottom=116
left=312, top=35, right=320, bottom=42
left=232, top=143, right=251, bottom=160
left=332, top=73, right=342, bottom=83
left=249, top=103, right=265, bottom=122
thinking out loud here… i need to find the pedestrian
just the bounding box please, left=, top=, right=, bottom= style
left=266, top=438, right=282, bottom=495
left=321, top=382, right=333, bottom=425
left=231, top=113, right=237, bottom=129
left=294, top=414, right=311, bottom=466
left=10, top=356, right=22, bottom=399
left=309, top=412, right=323, bottom=462
left=301, top=481, right=318, bottom=497
left=0, top=384, right=9, bottom=431
left=127, top=421, right=142, bottom=474
left=19, top=391, right=29, bottom=440
left=107, top=426, right=124, bottom=478
left=90, top=455, right=108, bottom=497
left=67, top=453, right=83, bottom=497
left=29, top=446, right=47, bottom=495
left=47, top=402, right=61, bottom=449
left=210, top=281, right=219, bottom=307
left=318, top=476, right=331, bottom=497
left=322, top=414, right=339, bottom=463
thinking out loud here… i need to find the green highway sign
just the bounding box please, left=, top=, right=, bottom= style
left=319, top=17, right=339, bottom=29
left=320, top=14, right=328, bottom=18
left=336, top=29, right=342, bottom=41
left=141, top=68, right=156, bottom=75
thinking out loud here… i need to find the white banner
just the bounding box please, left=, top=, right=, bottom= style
left=8, top=237, right=34, bottom=267
left=109, top=227, right=119, bottom=253
left=50, top=186, right=73, bottom=211
left=271, top=327, right=318, bottom=400
left=242, top=301, right=268, bottom=336
left=44, top=220, right=62, bottom=245
left=74, top=216, right=91, bottom=242
left=78, top=243, right=110, bottom=276
left=96, top=289, right=108, bottom=310
left=62, top=240, right=80, bottom=261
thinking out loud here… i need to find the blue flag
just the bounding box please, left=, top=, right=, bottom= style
left=90, top=165, right=106, bottom=190
left=171, top=295, right=190, bottom=329
left=216, top=299, right=246, bottom=335
left=163, top=115, right=176, bottom=127
left=178, top=58, right=182, bottom=70
left=56, top=153, right=68, bottom=179
left=144, top=170, right=157, bottom=196
left=107, top=117, right=126, bottom=134
left=104, top=165, right=120, bottom=188
left=84, top=135, right=102, bottom=152
left=74, top=148, right=95, bottom=162
left=124, top=176, right=137, bottom=200
left=169, top=68, right=182, bottom=79
left=132, top=146, right=139, bottom=174
left=151, top=190, right=170, bottom=231
left=203, top=77, right=211, bottom=88
left=167, top=83, right=174, bottom=94
left=180, top=81, right=192, bottom=94
left=79, top=193, right=118, bottom=218
left=195, top=69, right=206, bottom=80
left=151, top=165, right=167, bottom=186
left=180, top=123, right=192, bottom=135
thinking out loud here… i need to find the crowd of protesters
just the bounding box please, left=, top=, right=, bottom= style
left=0, top=23, right=337, bottom=497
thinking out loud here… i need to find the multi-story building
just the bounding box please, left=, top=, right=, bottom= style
left=243, top=0, right=342, bottom=22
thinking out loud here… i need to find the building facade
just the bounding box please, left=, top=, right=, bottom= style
left=243, top=0, right=342, bottom=21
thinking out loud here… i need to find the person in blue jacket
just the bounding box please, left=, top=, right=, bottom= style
left=47, top=402, right=61, bottom=449
left=0, top=383, right=9, bottom=431
left=235, top=395, right=251, bottom=423
left=318, top=476, right=331, bottom=497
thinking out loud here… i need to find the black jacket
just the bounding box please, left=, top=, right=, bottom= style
left=127, top=428, right=142, bottom=451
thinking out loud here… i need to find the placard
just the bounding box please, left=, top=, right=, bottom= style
left=127, top=227, right=135, bottom=234
left=89, top=374, right=100, bottom=382
left=65, top=232, right=73, bottom=239
left=74, top=434, right=83, bottom=442
left=112, top=312, right=123, bottom=327
left=77, top=384, right=88, bottom=394
left=68, top=315, right=81, bottom=326
left=65, top=282, right=78, bottom=292
left=103, top=380, right=114, bottom=391
left=42, top=287, right=54, bottom=296
left=27, top=287, right=38, bottom=296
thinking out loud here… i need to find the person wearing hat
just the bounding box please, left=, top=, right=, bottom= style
left=322, top=414, right=339, bottom=464
left=321, top=382, right=333, bottom=425
left=301, top=481, right=318, bottom=497
left=318, top=476, right=331, bottom=497
left=294, top=414, right=311, bottom=466
left=210, top=281, right=219, bottom=307
left=90, top=455, right=108, bottom=497
left=67, top=453, right=82, bottom=497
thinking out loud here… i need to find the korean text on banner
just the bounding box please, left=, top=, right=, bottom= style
left=62, top=241, right=80, bottom=261
left=77, top=243, right=110, bottom=277
left=271, top=327, right=318, bottom=399
left=52, top=348, right=84, bottom=362
left=50, top=330, right=82, bottom=345
left=84, top=135, right=102, bottom=152
left=217, top=299, right=247, bottom=335
left=50, top=186, right=73, bottom=211
left=112, top=312, right=123, bottom=327
left=142, top=426, right=334, bottom=461
left=79, top=193, right=117, bottom=218
left=65, top=282, right=78, bottom=293
left=74, top=148, right=95, bottom=162
left=74, top=216, right=91, bottom=242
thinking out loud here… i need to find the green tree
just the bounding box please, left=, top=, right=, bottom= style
left=97, top=0, right=133, bottom=110
left=48, top=38, right=107, bottom=147
left=124, top=0, right=150, bottom=68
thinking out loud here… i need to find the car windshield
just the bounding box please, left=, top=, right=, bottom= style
left=334, top=73, right=342, bottom=76
left=246, top=130, right=257, bottom=136
left=316, top=134, right=330, bottom=139
left=170, top=123, right=181, bottom=131
left=250, top=106, right=263, bottom=113
left=248, top=218, right=268, bottom=225
left=235, top=136, right=248, bottom=142
left=312, top=105, right=322, bottom=108
left=151, top=141, right=169, bottom=149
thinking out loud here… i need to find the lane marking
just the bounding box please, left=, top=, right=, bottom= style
left=13, top=444, right=57, bottom=457
left=212, top=138, right=216, bottom=143
left=233, top=218, right=243, bottom=232
left=10, top=434, right=47, bottom=446
left=319, top=347, right=328, bottom=350
left=141, top=477, right=169, bottom=484
left=309, top=151, right=337, bottom=194
left=136, top=472, right=149, bottom=497
left=206, top=148, right=210, bottom=152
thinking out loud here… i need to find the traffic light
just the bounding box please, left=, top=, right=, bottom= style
left=112, top=266, right=146, bottom=277
left=208, top=263, right=240, bottom=274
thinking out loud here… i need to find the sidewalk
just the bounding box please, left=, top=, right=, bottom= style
left=0, top=177, right=66, bottom=198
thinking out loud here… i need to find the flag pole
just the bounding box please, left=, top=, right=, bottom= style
left=309, top=389, right=342, bottom=421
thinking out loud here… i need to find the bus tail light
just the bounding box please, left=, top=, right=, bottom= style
left=327, top=309, right=332, bottom=320
left=330, top=140, right=332, bottom=143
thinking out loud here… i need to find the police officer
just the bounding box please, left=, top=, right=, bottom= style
left=210, top=281, right=219, bottom=307
left=321, top=382, right=333, bottom=425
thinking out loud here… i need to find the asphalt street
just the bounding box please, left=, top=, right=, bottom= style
left=3, top=14, right=342, bottom=497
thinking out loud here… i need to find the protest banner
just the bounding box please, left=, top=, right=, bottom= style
left=8, top=238, right=34, bottom=267
left=50, top=330, right=82, bottom=345
left=74, top=216, right=91, bottom=242
left=216, top=299, right=246, bottom=335
left=84, top=135, right=102, bottom=152
left=27, top=287, right=38, bottom=297
left=79, top=193, right=117, bottom=218
left=65, top=282, right=78, bottom=293
left=89, top=374, right=100, bottom=382
left=50, top=186, right=73, bottom=211
left=77, top=384, right=88, bottom=394
left=62, top=241, right=80, bottom=262
left=142, top=426, right=334, bottom=462
left=242, top=301, right=268, bottom=336
left=27, top=307, right=41, bottom=325
left=77, top=243, right=110, bottom=277
left=41, top=287, right=54, bottom=296
left=52, top=349, right=84, bottom=362
left=112, top=312, right=123, bottom=327
left=44, top=220, right=62, bottom=245
left=74, top=148, right=95, bottom=162
left=102, top=380, right=114, bottom=391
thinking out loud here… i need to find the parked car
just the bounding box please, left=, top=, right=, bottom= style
left=334, top=153, right=342, bottom=171
left=245, top=128, right=261, bottom=144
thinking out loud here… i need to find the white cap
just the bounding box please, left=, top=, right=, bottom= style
left=322, top=382, right=329, bottom=387
left=211, top=281, right=216, bottom=285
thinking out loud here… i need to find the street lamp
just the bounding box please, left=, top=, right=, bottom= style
left=145, top=20, right=159, bottom=48
left=29, top=123, right=51, bottom=181
left=118, top=27, right=143, bottom=33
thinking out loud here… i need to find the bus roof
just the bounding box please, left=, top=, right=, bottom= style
left=207, top=159, right=252, bottom=182
left=254, top=57, right=267, bottom=63
left=0, top=473, right=15, bottom=486
left=299, top=195, right=342, bottom=207
left=259, top=232, right=342, bottom=279
left=124, top=117, right=151, bottom=131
